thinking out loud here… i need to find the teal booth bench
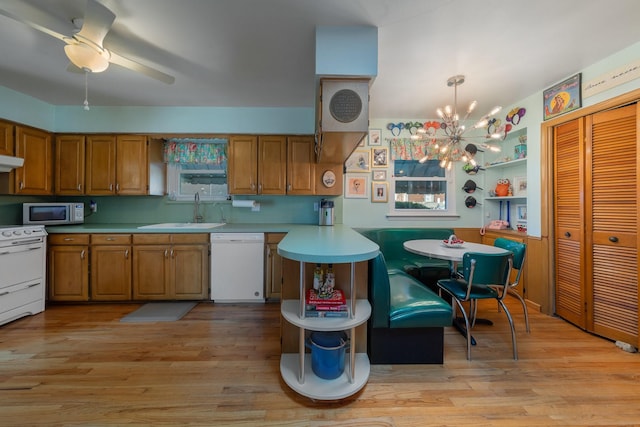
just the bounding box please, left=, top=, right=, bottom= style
left=358, top=228, right=455, bottom=364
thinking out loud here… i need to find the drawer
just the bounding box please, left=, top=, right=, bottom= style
left=171, top=233, right=210, bottom=244
left=91, top=234, right=132, bottom=245
left=0, top=280, right=44, bottom=315
left=132, top=234, right=171, bottom=244
left=48, top=234, right=90, bottom=245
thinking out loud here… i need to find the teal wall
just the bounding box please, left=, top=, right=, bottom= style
left=2, top=40, right=640, bottom=231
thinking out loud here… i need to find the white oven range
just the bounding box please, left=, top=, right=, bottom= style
left=0, top=225, right=47, bottom=326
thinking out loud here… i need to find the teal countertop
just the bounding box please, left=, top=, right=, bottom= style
left=277, top=224, right=379, bottom=264
left=45, top=223, right=308, bottom=234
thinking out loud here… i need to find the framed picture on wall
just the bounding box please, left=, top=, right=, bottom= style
left=516, top=204, right=527, bottom=222
left=344, top=175, right=369, bottom=199
left=372, top=170, right=387, bottom=181
left=371, top=182, right=388, bottom=203
left=368, top=129, right=382, bottom=146
left=372, top=147, right=388, bottom=167
left=543, top=73, right=581, bottom=120
left=345, top=149, right=370, bottom=173
left=514, top=176, right=527, bottom=196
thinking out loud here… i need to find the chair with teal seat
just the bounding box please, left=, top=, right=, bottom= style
left=493, top=237, right=529, bottom=333
left=436, top=251, right=517, bottom=360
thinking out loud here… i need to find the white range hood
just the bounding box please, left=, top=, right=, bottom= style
left=0, top=154, right=24, bottom=172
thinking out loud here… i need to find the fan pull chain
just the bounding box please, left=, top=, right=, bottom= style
left=84, top=70, right=90, bottom=111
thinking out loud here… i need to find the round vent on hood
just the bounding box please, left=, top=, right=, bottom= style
left=320, top=79, right=369, bottom=132
left=329, top=89, right=363, bottom=123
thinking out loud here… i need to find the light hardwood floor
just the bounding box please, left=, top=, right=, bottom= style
left=1, top=297, right=639, bottom=426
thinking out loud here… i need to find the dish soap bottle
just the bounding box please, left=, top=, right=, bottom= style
left=313, top=264, right=323, bottom=291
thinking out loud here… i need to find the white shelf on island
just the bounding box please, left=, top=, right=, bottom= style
left=281, top=299, right=371, bottom=331
left=280, top=353, right=370, bottom=401
left=484, top=196, right=527, bottom=201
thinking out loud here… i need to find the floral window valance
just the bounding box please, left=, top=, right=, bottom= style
left=389, top=138, right=464, bottom=162
left=163, top=138, right=228, bottom=166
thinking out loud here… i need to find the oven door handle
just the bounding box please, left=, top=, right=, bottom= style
left=12, top=238, right=44, bottom=246
left=1, top=243, right=43, bottom=255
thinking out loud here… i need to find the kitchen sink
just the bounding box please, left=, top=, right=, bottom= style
left=137, top=222, right=225, bottom=229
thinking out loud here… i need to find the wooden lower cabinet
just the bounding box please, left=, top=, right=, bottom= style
left=90, top=234, right=132, bottom=301
left=265, top=233, right=286, bottom=300
left=132, top=234, right=209, bottom=300
left=48, top=234, right=90, bottom=301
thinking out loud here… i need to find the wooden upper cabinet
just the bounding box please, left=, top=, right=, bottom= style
left=286, top=136, right=315, bottom=195
left=85, top=134, right=148, bottom=195
left=259, top=135, right=287, bottom=195
left=0, top=120, right=14, bottom=156
left=228, top=135, right=259, bottom=194
left=116, top=135, right=149, bottom=195
left=14, top=125, right=53, bottom=195
left=86, top=135, right=117, bottom=195
left=55, top=134, right=85, bottom=195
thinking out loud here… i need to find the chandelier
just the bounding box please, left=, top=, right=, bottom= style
left=413, top=75, right=504, bottom=170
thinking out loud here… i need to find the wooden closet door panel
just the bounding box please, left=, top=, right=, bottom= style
left=554, top=118, right=587, bottom=328
left=587, top=104, right=639, bottom=344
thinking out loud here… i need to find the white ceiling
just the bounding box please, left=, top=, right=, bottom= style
left=1, top=0, right=640, bottom=119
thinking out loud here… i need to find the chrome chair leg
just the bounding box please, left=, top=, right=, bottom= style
left=508, top=288, right=530, bottom=333
left=498, top=299, right=518, bottom=360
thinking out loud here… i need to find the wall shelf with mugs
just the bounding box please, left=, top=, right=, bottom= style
left=481, top=127, right=527, bottom=233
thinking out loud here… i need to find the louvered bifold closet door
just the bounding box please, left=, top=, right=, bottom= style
left=554, top=118, right=587, bottom=328
left=586, top=103, right=639, bottom=345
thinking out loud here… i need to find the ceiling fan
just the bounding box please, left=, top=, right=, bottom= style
left=0, top=0, right=175, bottom=85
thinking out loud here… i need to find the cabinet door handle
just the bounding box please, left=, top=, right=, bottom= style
left=124, top=249, right=129, bottom=259
left=609, top=236, right=619, bottom=243
left=106, top=237, right=115, bottom=241
left=77, top=184, right=82, bottom=191
left=80, top=249, right=86, bottom=259
left=170, top=249, right=175, bottom=258
left=116, top=183, right=120, bottom=192
left=109, top=183, right=114, bottom=191
left=164, top=249, right=169, bottom=258
left=19, top=181, right=24, bottom=190
left=64, top=237, right=74, bottom=241
left=564, top=232, right=571, bottom=238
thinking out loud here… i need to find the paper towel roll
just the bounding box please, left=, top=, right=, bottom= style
left=232, top=200, right=256, bottom=208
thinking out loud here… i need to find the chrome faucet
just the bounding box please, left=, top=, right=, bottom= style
left=193, top=192, right=203, bottom=223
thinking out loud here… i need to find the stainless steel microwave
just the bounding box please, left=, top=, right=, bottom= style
left=23, top=202, right=84, bottom=225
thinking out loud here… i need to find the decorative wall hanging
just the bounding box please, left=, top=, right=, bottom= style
left=368, top=129, right=382, bottom=146
left=371, top=182, right=389, bottom=203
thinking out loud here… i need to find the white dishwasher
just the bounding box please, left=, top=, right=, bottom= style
left=210, top=233, right=265, bottom=302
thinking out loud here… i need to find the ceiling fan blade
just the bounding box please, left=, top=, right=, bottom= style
left=109, top=51, right=175, bottom=85
left=0, top=7, right=67, bottom=42
left=76, top=0, right=115, bottom=47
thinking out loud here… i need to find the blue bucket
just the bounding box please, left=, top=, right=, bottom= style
left=306, top=331, right=349, bottom=380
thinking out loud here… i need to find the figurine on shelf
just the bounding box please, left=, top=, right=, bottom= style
left=508, top=185, right=513, bottom=196
left=495, top=179, right=510, bottom=197
left=319, top=264, right=335, bottom=297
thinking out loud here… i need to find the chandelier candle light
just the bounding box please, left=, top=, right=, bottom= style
left=414, top=75, right=504, bottom=169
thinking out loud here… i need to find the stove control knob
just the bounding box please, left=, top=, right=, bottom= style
left=23, top=229, right=32, bottom=235
left=1, top=231, right=11, bottom=237
left=13, top=230, right=22, bottom=236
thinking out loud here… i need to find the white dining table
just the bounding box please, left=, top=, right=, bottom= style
left=403, top=238, right=511, bottom=345
left=403, top=239, right=510, bottom=263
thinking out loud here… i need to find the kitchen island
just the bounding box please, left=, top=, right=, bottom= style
left=277, top=225, right=379, bottom=400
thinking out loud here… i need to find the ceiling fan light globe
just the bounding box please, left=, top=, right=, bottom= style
left=64, top=43, right=109, bottom=73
